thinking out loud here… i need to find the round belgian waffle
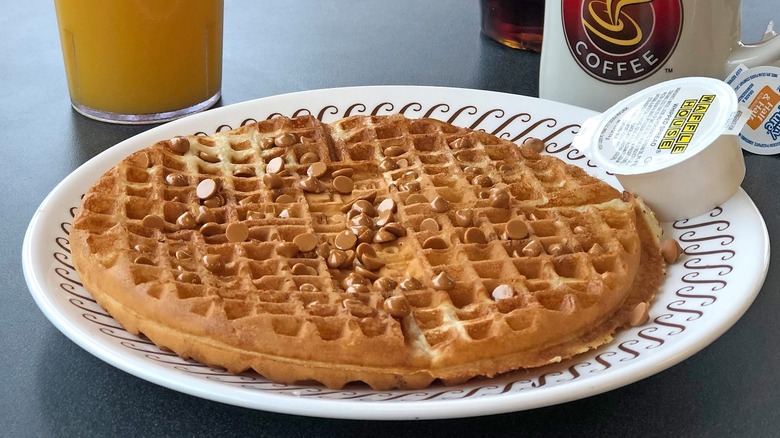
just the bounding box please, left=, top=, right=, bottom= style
left=70, top=114, right=665, bottom=390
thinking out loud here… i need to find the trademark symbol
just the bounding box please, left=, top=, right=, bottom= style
left=665, top=67, right=674, bottom=73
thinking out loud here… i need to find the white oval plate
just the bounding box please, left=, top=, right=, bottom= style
left=23, top=86, right=770, bottom=420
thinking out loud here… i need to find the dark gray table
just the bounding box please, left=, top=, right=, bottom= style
left=3, top=1, right=778, bottom=436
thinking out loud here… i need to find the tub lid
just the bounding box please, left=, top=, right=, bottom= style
left=726, top=64, right=780, bottom=156
left=573, top=77, right=747, bottom=175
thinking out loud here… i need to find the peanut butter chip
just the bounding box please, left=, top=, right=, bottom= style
left=274, top=133, right=297, bottom=147
left=176, top=212, right=197, bottom=229
left=351, top=199, right=376, bottom=216
left=449, top=137, right=466, bottom=149
left=293, top=232, right=318, bottom=252
left=202, top=254, right=224, bottom=272
left=196, top=179, right=218, bottom=200
left=346, top=284, right=371, bottom=295
left=491, top=284, right=515, bottom=301
left=505, top=219, right=529, bottom=239
left=332, top=175, right=354, bottom=194
left=142, top=214, right=165, bottom=230
left=199, top=151, right=220, bottom=163
left=432, top=272, right=456, bottom=291
left=630, top=302, right=650, bottom=327
left=374, top=277, right=398, bottom=292
left=405, top=194, right=428, bottom=205
left=490, top=188, right=511, bottom=209
left=548, top=242, right=565, bottom=256
left=299, top=176, right=324, bottom=193
left=258, top=137, right=274, bottom=150
left=299, top=283, right=319, bottom=292
left=522, top=240, right=543, bottom=257
left=464, top=227, right=488, bottom=244
left=588, top=243, right=605, bottom=255
left=379, top=157, right=398, bottom=172
left=276, top=242, right=300, bottom=258
left=660, top=238, right=684, bottom=264
left=420, top=218, right=439, bottom=232
left=299, top=152, right=320, bottom=164
left=247, top=210, right=265, bottom=220
left=383, top=145, right=406, bottom=157
left=384, top=295, right=411, bottom=318
left=400, top=276, right=422, bottom=291
left=523, top=137, right=545, bottom=153
left=383, top=222, right=407, bottom=237
left=472, top=174, right=493, bottom=188
left=226, top=222, right=249, bottom=243
left=263, top=174, right=284, bottom=189
left=291, top=263, right=317, bottom=276
left=238, top=196, right=259, bottom=206
left=177, top=272, right=201, bottom=284
left=307, top=161, right=328, bottom=178
left=360, top=255, right=385, bottom=271
left=168, top=136, right=190, bottom=154
left=196, top=206, right=215, bottom=224
left=400, top=181, right=421, bottom=193
left=423, top=236, right=448, bottom=250
left=266, top=157, right=285, bottom=174
left=355, top=242, right=377, bottom=260
left=331, top=168, right=354, bottom=178
left=342, top=272, right=368, bottom=288
left=335, top=230, right=358, bottom=250
left=198, top=222, right=221, bottom=237
left=203, top=195, right=224, bottom=208
left=343, top=249, right=356, bottom=266
left=431, top=196, right=450, bottom=213
left=316, top=241, right=332, bottom=258
left=275, top=194, right=295, bottom=204
left=327, top=249, right=349, bottom=268
left=350, top=213, right=374, bottom=229
left=133, top=244, right=152, bottom=253
left=357, top=228, right=375, bottom=244
left=375, top=210, right=393, bottom=227
left=133, top=256, right=154, bottom=265
left=233, top=167, right=255, bottom=178
left=454, top=208, right=474, bottom=227
left=165, top=173, right=188, bottom=186
left=376, top=198, right=397, bottom=214
left=373, top=229, right=397, bottom=243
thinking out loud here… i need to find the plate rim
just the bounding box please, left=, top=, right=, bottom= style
left=22, top=85, right=771, bottom=420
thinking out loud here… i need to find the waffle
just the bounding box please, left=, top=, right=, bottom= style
left=70, top=114, right=665, bottom=390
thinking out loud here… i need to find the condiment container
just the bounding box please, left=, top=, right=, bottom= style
left=573, top=77, right=749, bottom=222
left=726, top=64, right=780, bottom=155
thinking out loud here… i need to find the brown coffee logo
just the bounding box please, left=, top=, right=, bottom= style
left=562, top=0, right=682, bottom=83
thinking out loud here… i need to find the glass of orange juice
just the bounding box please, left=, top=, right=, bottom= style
left=54, top=0, right=224, bottom=124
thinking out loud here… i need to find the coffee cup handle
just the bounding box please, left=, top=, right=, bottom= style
left=726, top=22, right=780, bottom=71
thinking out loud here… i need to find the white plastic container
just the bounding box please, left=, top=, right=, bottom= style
left=726, top=64, right=780, bottom=155
left=573, top=77, right=749, bottom=222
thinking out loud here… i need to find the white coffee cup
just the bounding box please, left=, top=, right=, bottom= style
left=539, top=0, right=780, bottom=111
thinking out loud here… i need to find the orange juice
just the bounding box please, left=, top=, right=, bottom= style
left=54, top=0, right=223, bottom=121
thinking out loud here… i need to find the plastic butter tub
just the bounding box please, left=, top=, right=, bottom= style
left=573, top=77, right=749, bottom=222
left=726, top=64, right=780, bottom=155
